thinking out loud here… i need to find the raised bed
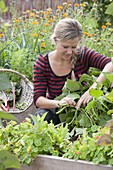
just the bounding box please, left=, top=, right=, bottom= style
left=11, top=155, right=113, bottom=170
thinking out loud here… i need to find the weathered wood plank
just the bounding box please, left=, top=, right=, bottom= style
left=10, top=155, right=112, bottom=170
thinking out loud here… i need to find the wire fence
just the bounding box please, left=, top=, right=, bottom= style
left=2, top=0, right=81, bottom=20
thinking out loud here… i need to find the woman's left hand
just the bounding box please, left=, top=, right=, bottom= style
left=75, top=90, right=92, bottom=110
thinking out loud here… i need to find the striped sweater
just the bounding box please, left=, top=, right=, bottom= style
left=33, top=47, right=111, bottom=105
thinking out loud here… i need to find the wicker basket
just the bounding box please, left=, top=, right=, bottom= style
left=0, top=69, right=33, bottom=114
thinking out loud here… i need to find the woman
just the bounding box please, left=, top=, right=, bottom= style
left=33, top=18, right=113, bottom=125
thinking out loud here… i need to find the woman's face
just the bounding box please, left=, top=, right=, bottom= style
left=56, top=38, right=80, bottom=60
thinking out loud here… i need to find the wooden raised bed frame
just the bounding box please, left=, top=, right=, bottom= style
left=11, top=154, right=113, bottom=170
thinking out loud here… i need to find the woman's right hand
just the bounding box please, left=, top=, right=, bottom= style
left=58, top=96, right=76, bottom=107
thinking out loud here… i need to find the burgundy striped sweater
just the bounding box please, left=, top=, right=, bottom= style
left=33, top=47, right=111, bottom=105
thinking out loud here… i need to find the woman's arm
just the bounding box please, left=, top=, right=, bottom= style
left=76, top=61, right=113, bottom=110
left=36, top=96, right=59, bottom=109
left=36, top=96, right=76, bottom=109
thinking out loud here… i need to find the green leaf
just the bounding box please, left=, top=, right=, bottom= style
left=59, top=113, right=66, bottom=122
left=0, top=150, right=21, bottom=169
left=66, top=93, right=80, bottom=100
left=106, top=90, right=113, bottom=102
left=108, top=158, right=113, bottom=165
left=79, top=73, right=93, bottom=84
left=104, top=72, right=113, bottom=83
left=79, top=114, right=91, bottom=127
left=85, top=100, right=95, bottom=110
left=65, top=79, right=80, bottom=92
left=0, top=111, right=17, bottom=121
left=0, top=73, right=12, bottom=90
left=89, top=89, right=104, bottom=98
left=0, top=0, right=8, bottom=13
left=107, top=109, right=113, bottom=115
left=105, top=2, right=113, bottom=16
left=66, top=117, right=72, bottom=123
left=76, top=128, right=86, bottom=136
left=55, top=93, right=68, bottom=100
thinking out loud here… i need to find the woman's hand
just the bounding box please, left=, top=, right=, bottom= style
left=58, top=96, right=76, bottom=107
left=76, top=90, right=92, bottom=110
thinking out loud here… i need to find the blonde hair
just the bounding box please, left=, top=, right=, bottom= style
left=51, top=18, right=83, bottom=41
left=51, top=18, right=83, bottom=81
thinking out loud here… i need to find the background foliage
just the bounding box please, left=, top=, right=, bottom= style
left=0, top=1, right=113, bottom=81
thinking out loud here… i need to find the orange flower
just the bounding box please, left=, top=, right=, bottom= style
left=53, top=16, right=57, bottom=19
left=87, top=33, right=93, bottom=37
left=68, top=1, right=72, bottom=4
left=48, top=18, right=54, bottom=23
left=45, top=23, right=50, bottom=27
left=57, top=6, right=63, bottom=9
left=74, top=4, right=79, bottom=7
left=33, top=33, right=38, bottom=37
left=102, top=25, right=106, bottom=29
left=41, top=43, right=46, bottom=47
left=84, top=32, right=93, bottom=37
left=93, top=0, right=97, bottom=2
left=45, top=11, right=51, bottom=15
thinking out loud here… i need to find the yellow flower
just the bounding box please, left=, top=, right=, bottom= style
left=83, top=31, right=89, bottom=36
left=15, top=19, right=20, bottom=23
left=80, top=3, right=86, bottom=7
left=45, top=11, right=51, bottom=15
left=48, top=18, right=54, bottom=23
left=106, top=22, right=111, bottom=26
left=57, top=6, right=63, bottom=9
left=33, top=33, right=38, bottom=37
left=45, top=23, right=50, bottom=27
left=43, top=30, right=46, bottom=33
left=26, top=10, right=31, bottom=13
left=102, top=25, right=106, bottom=29
left=32, top=21, right=38, bottom=24
left=74, top=4, right=79, bottom=7
left=62, top=13, right=67, bottom=17
left=87, top=33, right=93, bottom=37
left=84, top=32, right=92, bottom=36
left=0, top=33, right=4, bottom=37
left=41, top=43, right=46, bottom=47
left=29, top=12, right=35, bottom=17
